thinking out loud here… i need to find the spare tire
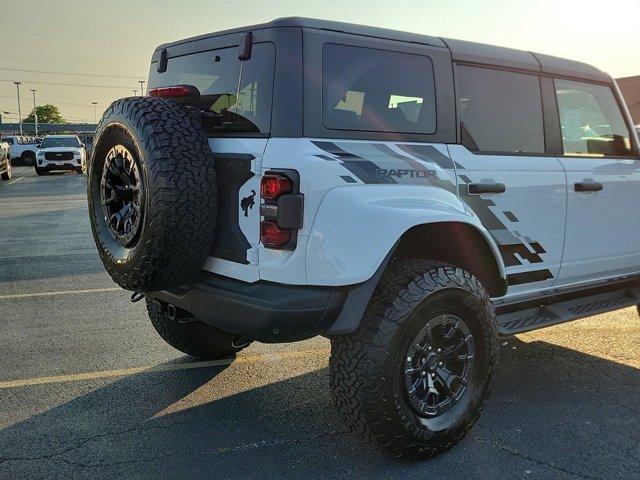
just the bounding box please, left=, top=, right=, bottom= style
left=88, top=97, right=217, bottom=291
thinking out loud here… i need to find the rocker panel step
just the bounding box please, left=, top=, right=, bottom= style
left=497, top=286, right=640, bottom=335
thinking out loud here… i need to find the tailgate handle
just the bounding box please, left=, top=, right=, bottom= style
left=468, top=183, right=506, bottom=195
left=575, top=181, right=603, bottom=192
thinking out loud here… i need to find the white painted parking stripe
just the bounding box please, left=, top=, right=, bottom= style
left=0, top=287, right=122, bottom=300
left=4, top=176, right=24, bottom=186
left=0, top=349, right=329, bottom=389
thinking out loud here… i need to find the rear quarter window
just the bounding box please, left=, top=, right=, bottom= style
left=322, top=44, right=437, bottom=134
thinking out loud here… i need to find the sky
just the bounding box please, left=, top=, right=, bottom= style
left=1, top=0, right=639, bottom=124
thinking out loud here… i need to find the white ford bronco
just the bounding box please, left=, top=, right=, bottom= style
left=87, top=18, right=640, bottom=459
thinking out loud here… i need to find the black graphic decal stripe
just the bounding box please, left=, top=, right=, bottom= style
left=530, top=242, right=546, bottom=254
left=507, top=269, right=554, bottom=286
left=368, top=143, right=458, bottom=192
left=312, top=141, right=396, bottom=184
left=396, top=144, right=457, bottom=170
left=499, top=244, right=545, bottom=267
left=503, top=211, right=519, bottom=223
left=457, top=175, right=551, bottom=274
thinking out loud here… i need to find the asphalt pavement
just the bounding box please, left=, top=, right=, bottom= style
left=0, top=166, right=639, bottom=479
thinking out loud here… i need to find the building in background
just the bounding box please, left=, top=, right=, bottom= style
left=617, top=75, right=640, bottom=125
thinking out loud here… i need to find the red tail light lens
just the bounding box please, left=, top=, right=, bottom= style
left=260, top=221, right=291, bottom=249
left=148, top=86, right=191, bottom=98
left=261, top=174, right=292, bottom=201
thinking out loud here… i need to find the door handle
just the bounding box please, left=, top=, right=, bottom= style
left=468, top=183, right=506, bottom=195
left=575, top=182, right=603, bottom=192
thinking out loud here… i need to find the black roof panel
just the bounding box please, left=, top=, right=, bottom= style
left=531, top=52, right=610, bottom=82
left=155, top=17, right=611, bottom=83
left=442, top=37, right=541, bottom=72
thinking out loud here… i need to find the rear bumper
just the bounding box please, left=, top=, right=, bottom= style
left=149, top=274, right=348, bottom=343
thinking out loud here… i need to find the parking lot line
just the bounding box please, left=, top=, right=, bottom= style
left=0, top=287, right=122, bottom=300
left=0, top=348, right=329, bottom=390
left=4, top=177, right=24, bottom=187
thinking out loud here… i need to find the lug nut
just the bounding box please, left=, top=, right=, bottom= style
left=439, top=362, right=444, bottom=367
left=431, top=373, right=436, bottom=379
left=437, top=348, right=441, bottom=353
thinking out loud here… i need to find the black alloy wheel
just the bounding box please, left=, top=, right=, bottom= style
left=100, top=145, right=144, bottom=248
left=404, top=314, right=475, bottom=418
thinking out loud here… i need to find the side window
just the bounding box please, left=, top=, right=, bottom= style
left=5, top=138, right=13, bottom=145
left=322, top=44, right=436, bottom=134
left=457, top=65, right=545, bottom=154
left=554, top=79, right=635, bottom=157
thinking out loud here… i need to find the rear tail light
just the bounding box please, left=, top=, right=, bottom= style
left=260, top=173, right=292, bottom=201
left=260, top=221, right=291, bottom=249
left=148, top=85, right=192, bottom=98
left=259, top=171, right=303, bottom=250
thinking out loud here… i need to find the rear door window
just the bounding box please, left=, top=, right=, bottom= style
left=322, top=44, right=436, bottom=134
left=148, top=42, right=275, bottom=135
left=554, top=79, right=636, bottom=157
left=457, top=65, right=545, bottom=154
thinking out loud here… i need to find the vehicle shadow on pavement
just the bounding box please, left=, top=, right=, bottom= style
left=0, top=338, right=639, bottom=480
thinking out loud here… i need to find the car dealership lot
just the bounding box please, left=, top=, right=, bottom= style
left=0, top=167, right=639, bottom=480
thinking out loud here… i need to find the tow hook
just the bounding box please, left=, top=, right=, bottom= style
left=130, top=291, right=145, bottom=303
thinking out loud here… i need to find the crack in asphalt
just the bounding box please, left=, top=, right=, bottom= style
left=472, top=424, right=604, bottom=480
left=1, top=428, right=351, bottom=470
left=0, top=421, right=188, bottom=466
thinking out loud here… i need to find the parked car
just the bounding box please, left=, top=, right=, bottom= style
left=0, top=140, right=11, bottom=180
left=35, top=135, right=86, bottom=175
left=87, top=18, right=640, bottom=460
left=1, top=135, right=38, bottom=165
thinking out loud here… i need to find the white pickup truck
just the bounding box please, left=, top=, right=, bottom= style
left=1, top=136, right=39, bottom=164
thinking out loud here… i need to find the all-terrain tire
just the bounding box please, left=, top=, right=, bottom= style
left=146, top=299, right=247, bottom=360
left=330, top=259, right=499, bottom=460
left=88, top=97, right=217, bottom=291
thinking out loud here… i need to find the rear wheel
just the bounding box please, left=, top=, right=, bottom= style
left=330, top=259, right=498, bottom=460
left=146, top=299, right=248, bottom=360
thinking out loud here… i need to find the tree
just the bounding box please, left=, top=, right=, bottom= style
left=23, top=104, right=65, bottom=124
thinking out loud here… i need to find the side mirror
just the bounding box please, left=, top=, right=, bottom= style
left=81, top=143, right=86, bottom=148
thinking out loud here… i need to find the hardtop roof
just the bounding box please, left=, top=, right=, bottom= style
left=155, top=17, right=611, bottom=83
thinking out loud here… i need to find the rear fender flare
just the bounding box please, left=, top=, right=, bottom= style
left=306, top=185, right=506, bottom=286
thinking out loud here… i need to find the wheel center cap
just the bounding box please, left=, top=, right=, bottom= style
left=425, top=353, right=438, bottom=370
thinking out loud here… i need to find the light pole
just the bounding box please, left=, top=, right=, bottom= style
left=91, top=102, right=98, bottom=124
left=132, top=89, right=138, bottom=96
left=30, top=89, right=37, bottom=136
left=138, top=80, right=145, bottom=96
left=13, top=82, right=22, bottom=135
